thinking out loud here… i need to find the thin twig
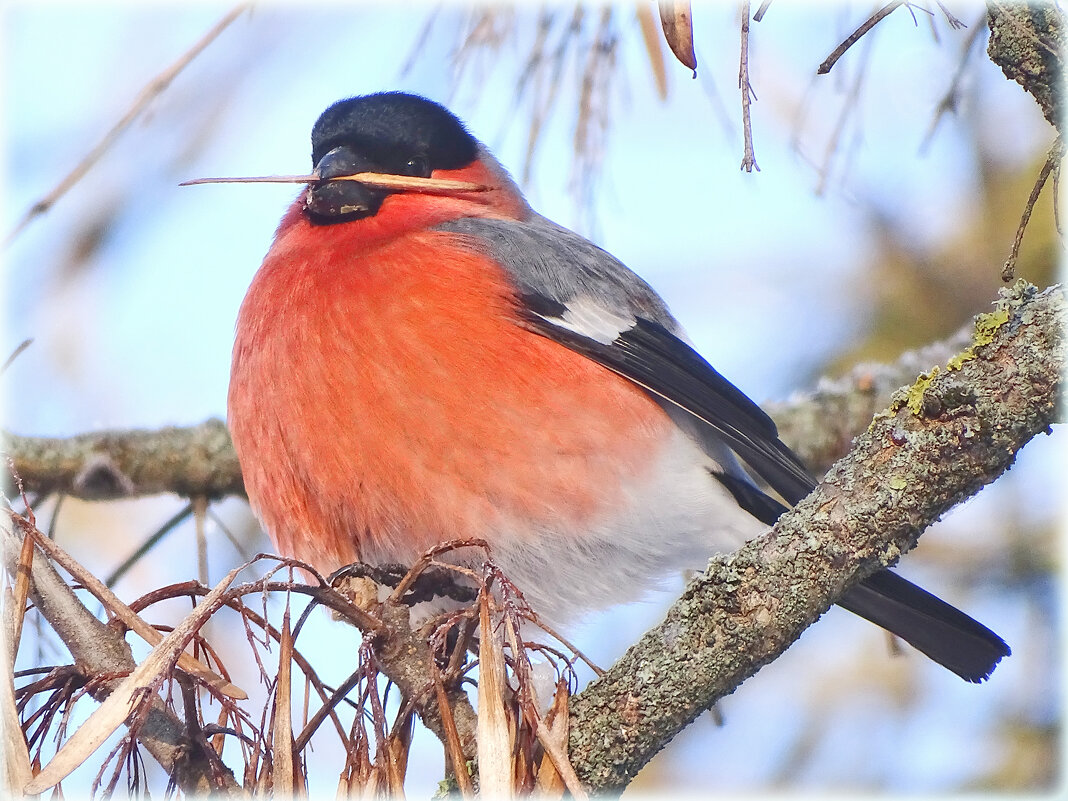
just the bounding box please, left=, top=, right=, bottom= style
left=387, top=538, right=489, bottom=603
left=192, top=497, right=209, bottom=586
left=1003, top=137, right=1063, bottom=282
left=1053, top=151, right=1063, bottom=238
left=9, top=511, right=246, bottom=699
left=5, top=4, right=250, bottom=246
left=432, top=668, right=473, bottom=797
left=206, top=507, right=253, bottom=560
left=106, top=503, right=195, bottom=588
left=814, top=32, right=874, bottom=196
left=10, top=526, right=35, bottom=654
left=919, top=12, right=986, bottom=154
left=936, top=1, right=966, bottom=29
left=738, top=0, right=760, bottom=172
left=292, top=667, right=363, bottom=753
left=817, top=0, right=904, bottom=75
left=178, top=171, right=491, bottom=194
left=2, top=340, right=33, bottom=375
left=753, top=0, right=773, bottom=23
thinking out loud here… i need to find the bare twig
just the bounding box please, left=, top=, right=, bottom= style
left=1054, top=149, right=1063, bottom=237
left=292, top=666, right=363, bottom=753
left=818, top=0, right=904, bottom=75
left=432, top=668, right=473, bottom=797
left=9, top=522, right=35, bottom=655
left=23, top=561, right=246, bottom=794
left=920, top=12, right=986, bottom=153
left=753, top=0, right=773, bottom=23
left=106, top=503, right=195, bottom=588
left=814, top=32, right=873, bottom=195
left=936, top=1, right=967, bottom=30
left=9, top=510, right=245, bottom=699
left=179, top=171, right=491, bottom=194
left=1, top=340, right=33, bottom=375
left=1, top=519, right=242, bottom=795
left=5, top=4, right=250, bottom=246
left=1003, top=137, right=1063, bottom=282
left=739, top=0, right=760, bottom=172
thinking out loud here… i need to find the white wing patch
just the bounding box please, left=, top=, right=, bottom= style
left=538, top=295, right=637, bottom=345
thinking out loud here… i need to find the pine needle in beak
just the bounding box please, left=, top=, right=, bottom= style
left=179, top=172, right=491, bottom=194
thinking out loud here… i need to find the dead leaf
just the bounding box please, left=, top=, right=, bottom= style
left=659, top=1, right=698, bottom=74
left=23, top=562, right=244, bottom=795
left=477, top=594, right=513, bottom=798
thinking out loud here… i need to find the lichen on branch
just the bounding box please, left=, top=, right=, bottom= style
left=566, top=281, right=1064, bottom=792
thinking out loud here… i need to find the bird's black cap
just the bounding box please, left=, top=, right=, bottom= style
left=310, top=91, right=478, bottom=173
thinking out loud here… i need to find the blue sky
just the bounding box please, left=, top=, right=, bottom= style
left=4, top=3, right=1060, bottom=795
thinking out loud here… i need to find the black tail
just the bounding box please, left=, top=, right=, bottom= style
left=839, top=569, right=1010, bottom=683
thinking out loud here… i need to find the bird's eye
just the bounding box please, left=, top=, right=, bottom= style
left=403, top=156, right=430, bottom=178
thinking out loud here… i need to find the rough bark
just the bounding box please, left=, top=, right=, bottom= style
left=765, top=325, right=976, bottom=475
left=566, top=281, right=1064, bottom=793
left=4, top=282, right=1063, bottom=795
left=987, top=2, right=1064, bottom=134
left=3, top=419, right=243, bottom=501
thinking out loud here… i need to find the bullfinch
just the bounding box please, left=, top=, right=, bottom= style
left=227, top=91, right=1009, bottom=682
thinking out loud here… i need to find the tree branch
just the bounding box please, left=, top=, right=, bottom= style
left=0, top=325, right=987, bottom=506
left=566, top=280, right=1064, bottom=793
left=986, top=2, right=1064, bottom=134
left=817, top=0, right=904, bottom=76
left=3, top=419, right=244, bottom=501
left=1, top=517, right=241, bottom=795
left=765, top=322, right=977, bottom=474
left=3, top=283, right=1062, bottom=793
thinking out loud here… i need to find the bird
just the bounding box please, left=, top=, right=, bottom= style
left=227, top=91, right=1009, bottom=682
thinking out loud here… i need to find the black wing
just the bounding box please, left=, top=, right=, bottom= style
left=520, top=297, right=1009, bottom=682
left=520, top=302, right=815, bottom=505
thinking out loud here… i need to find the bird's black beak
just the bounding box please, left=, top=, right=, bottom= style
left=304, top=145, right=387, bottom=224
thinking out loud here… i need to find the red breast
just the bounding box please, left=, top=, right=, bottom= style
left=228, top=166, right=674, bottom=575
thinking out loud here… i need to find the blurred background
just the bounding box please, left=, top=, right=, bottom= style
left=3, top=2, right=1062, bottom=796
